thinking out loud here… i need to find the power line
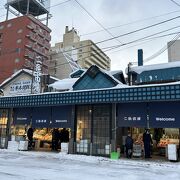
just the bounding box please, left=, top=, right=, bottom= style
left=49, top=26, right=180, bottom=64
left=144, top=33, right=180, bottom=62
left=80, top=9, right=180, bottom=37
left=74, top=0, right=123, bottom=45
left=170, top=0, right=180, bottom=7
left=96, top=15, right=180, bottom=44
left=52, top=15, right=180, bottom=57
left=52, top=30, right=180, bottom=68
left=109, top=31, right=180, bottom=54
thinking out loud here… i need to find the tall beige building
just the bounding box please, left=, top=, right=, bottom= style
left=50, top=26, right=111, bottom=79
left=168, top=40, right=180, bottom=62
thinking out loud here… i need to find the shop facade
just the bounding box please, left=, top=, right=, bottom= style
left=117, top=101, right=180, bottom=157
left=0, top=83, right=180, bottom=158
left=11, top=106, right=74, bottom=151
left=0, top=65, right=180, bottom=158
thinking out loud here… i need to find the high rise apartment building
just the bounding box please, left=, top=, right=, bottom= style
left=50, top=26, right=111, bottom=79
left=0, top=15, right=51, bottom=83
left=168, top=40, right=180, bottom=62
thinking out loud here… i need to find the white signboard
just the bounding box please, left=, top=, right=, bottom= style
left=7, top=0, right=50, bottom=11
left=32, top=60, right=42, bottom=94
left=168, top=144, right=178, bottom=161
left=10, top=80, right=32, bottom=95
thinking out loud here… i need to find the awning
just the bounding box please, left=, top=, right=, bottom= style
left=13, top=108, right=32, bottom=125
left=51, top=106, right=73, bottom=128
left=149, top=102, right=180, bottom=128
left=117, top=103, right=147, bottom=127
left=32, top=107, right=51, bottom=128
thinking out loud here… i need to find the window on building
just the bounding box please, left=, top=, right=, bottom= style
left=7, top=23, right=12, bottom=28
left=17, top=29, right=23, bottom=34
left=0, top=25, right=4, bottom=30
left=16, top=39, right=22, bottom=44
left=15, top=58, right=20, bottom=63
left=13, top=69, right=18, bottom=73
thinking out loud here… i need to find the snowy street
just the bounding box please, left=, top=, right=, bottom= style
left=0, top=150, right=180, bottom=180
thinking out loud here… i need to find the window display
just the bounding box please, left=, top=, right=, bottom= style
left=33, top=128, right=52, bottom=141
left=157, top=128, right=179, bottom=148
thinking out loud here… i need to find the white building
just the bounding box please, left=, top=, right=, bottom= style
left=168, top=40, right=180, bottom=62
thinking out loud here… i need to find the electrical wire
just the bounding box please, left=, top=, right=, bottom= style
left=51, top=31, right=180, bottom=68
left=80, top=10, right=180, bottom=37
left=144, top=33, right=180, bottom=62
left=74, top=0, right=123, bottom=45
left=170, top=0, right=180, bottom=7
left=49, top=15, right=180, bottom=56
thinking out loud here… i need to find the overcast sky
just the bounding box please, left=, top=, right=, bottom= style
left=1, top=0, right=180, bottom=72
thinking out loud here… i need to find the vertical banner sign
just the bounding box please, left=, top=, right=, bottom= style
left=149, top=102, right=180, bottom=128
left=117, top=103, right=147, bottom=127
left=33, top=59, right=42, bottom=94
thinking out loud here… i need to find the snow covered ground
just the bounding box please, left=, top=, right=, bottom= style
left=0, top=150, right=180, bottom=180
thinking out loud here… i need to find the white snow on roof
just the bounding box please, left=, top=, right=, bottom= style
left=0, top=69, right=33, bottom=87
left=129, top=61, right=180, bottom=74
left=49, top=76, right=60, bottom=81
left=109, top=70, right=123, bottom=75
left=48, top=78, right=78, bottom=90
left=69, top=68, right=86, bottom=78
left=101, top=68, right=124, bottom=85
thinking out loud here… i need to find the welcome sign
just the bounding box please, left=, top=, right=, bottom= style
left=149, top=102, right=180, bottom=128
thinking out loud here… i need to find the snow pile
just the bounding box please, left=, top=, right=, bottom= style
left=48, top=78, right=78, bottom=90
left=129, top=61, right=180, bottom=74
left=0, top=150, right=180, bottom=180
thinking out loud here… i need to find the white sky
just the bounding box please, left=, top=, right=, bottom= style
left=1, top=0, right=180, bottom=72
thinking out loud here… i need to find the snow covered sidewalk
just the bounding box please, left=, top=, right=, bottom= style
left=0, top=149, right=180, bottom=180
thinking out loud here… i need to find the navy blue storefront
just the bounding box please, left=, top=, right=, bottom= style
left=12, top=106, right=74, bottom=150
left=117, top=101, right=180, bottom=158
left=1, top=82, right=180, bottom=156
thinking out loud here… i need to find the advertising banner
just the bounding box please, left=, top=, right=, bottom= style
left=117, top=103, right=147, bottom=127
left=9, top=80, right=32, bottom=95
left=51, top=106, right=73, bottom=128
left=32, top=107, right=51, bottom=128
left=13, top=108, right=32, bottom=125
left=149, top=102, right=180, bottom=128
